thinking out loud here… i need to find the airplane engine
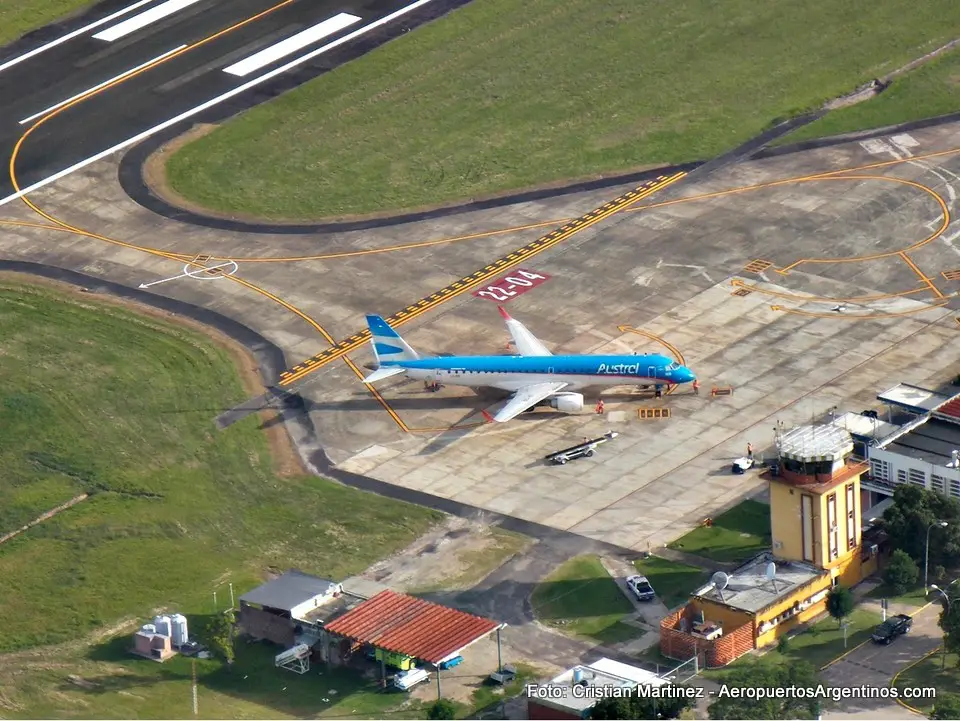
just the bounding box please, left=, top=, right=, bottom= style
left=549, top=392, right=584, bottom=413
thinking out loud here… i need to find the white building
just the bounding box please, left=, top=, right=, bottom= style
left=865, top=391, right=960, bottom=500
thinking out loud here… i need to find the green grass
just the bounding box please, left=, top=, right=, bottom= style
left=530, top=555, right=637, bottom=643
left=634, top=556, right=711, bottom=609
left=0, top=0, right=95, bottom=46
left=865, top=583, right=931, bottom=607
left=2, top=632, right=427, bottom=720
left=0, top=280, right=440, bottom=662
left=165, top=0, right=960, bottom=221
left=895, top=650, right=959, bottom=715
left=780, top=47, right=960, bottom=144
left=667, top=500, right=771, bottom=563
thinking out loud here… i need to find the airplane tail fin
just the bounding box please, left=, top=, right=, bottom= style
left=366, top=315, right=420, bottom=369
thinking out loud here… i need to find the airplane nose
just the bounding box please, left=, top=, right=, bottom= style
left=684, top=369, right=696, bottom=383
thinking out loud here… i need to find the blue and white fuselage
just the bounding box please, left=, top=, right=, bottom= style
left=362, top=307, right=697, bottom=422
left=385, top=354, right=694, bottom=392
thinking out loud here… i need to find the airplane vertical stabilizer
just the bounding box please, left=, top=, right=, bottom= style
left=366, top=315, right=420, bottom=367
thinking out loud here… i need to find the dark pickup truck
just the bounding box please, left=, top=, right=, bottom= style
left=872, top=614, right=912, bottom=644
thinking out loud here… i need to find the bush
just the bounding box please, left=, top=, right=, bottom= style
left=884, top=549, right=919, bottom=595
left=776, top=635, right=790, bottom=654
left=428, top=699, right=457, bottom=720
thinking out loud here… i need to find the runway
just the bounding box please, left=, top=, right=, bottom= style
left=0, top=0, right=462, bottom=202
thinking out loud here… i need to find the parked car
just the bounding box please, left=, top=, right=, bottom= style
left=626, top=574, right=656, bottom=602
left=872, top=614, right=912, bottom=644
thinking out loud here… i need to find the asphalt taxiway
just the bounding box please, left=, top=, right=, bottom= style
left=1, top=112, right=959, bottom=551
left=0, top=0, right=467, bottom=202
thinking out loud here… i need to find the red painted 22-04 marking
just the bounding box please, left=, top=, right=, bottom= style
left=472, top=268, right=550, bottom=303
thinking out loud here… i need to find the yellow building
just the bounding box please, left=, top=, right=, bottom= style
left=661, top=424, right=882, bottom=667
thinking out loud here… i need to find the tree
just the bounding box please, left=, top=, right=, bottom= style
left=708, top=660, right=820, bottom=719
left=204, top=609, right=235, bottom=665
left=937, top=591, right=960, bottom=667
left=591, top=687, right=693, bottom=719
left=427, top=699, right=457, bottom=720
left=930, top=692, right=960, bottom=719
left=882, top=486, right=960, bottom=569
left=826, top=586, right=855, bottom=627
left=884, top=549, right=919, bottom=595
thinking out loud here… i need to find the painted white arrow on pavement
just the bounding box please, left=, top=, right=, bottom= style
left=139, top=261, right=234, bottom=289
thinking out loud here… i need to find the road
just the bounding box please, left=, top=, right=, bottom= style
left=0, top=0, right=463, bottom=202
left=821, top=601, right=942, bottom=720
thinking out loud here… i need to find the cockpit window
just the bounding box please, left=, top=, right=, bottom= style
left=665, top=362, right=679, bottom=371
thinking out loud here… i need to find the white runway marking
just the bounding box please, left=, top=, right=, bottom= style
left=0, top=0, right=156, bottom=74
left=0, top=0, right=439, bottom=208
left=223, top=13, right=361, bottom=77
left=93, top=0, right=205, bottom=42
left=19, top=45, right=186, bottom=125
left=138, top=260, right=238, bottom=288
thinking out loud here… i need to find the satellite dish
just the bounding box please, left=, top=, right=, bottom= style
left=711, top=571, right=729, bottom=591
left=765, top=562, right=777, bottom=581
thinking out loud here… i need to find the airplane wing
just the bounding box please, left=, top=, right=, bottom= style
left=486, top=382, right=568, bottom=423
left=499, top=306, right=552, bottom=356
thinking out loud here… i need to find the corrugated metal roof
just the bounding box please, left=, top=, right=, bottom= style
left=322, top=590, right=502, bottom=664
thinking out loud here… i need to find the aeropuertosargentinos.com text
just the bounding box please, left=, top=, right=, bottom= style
left=525, top=684, right=937, bottom=703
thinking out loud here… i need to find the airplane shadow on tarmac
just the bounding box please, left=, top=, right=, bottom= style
left=256, top=387, right=664, bottom=457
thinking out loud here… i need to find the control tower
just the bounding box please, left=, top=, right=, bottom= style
left=768, top=424, right=866, bottom=587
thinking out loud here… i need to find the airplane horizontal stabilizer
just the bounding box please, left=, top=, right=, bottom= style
left=362, top=366, right=405, bottom=384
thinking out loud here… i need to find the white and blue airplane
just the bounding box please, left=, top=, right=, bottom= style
left=361, top=307, right=697, bottom=423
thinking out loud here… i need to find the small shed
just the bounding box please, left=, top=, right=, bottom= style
left=238, top=570, right=343, bottom=646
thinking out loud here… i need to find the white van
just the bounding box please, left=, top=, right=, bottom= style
left=393, top=667, right=429, bottom=691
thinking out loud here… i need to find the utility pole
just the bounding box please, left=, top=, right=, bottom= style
left=229, top=583, right=235, bottom=609
left=191, top=658, right=198, bottom=716
left=213, top=591, right=217, bottom=612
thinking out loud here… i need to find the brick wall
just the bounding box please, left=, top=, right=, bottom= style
left=659, top=607, right=754, bottom=668
left=238, top=604, right=295, bottom=647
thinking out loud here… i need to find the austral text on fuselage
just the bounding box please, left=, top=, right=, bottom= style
left=597, top=363, right=644, bottom=374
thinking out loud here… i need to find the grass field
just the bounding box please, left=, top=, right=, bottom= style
left=0, top=280, right=440, bottom=663
left=0, top=0, right=94, bottom=46
left=781, top=47, right=960, bottom=144
left=164, top=0, right=960, bottom=221
left=668, top=500, right=771, bottom=564
left=895, top=650, right=958, bottom=715
left=530, top=555, right=640, bottom=644
left=3, top=632, right=428, bottom=720
left=634, top=556, right=710, bottom=609
left=865, top=583, right=930, bottom=607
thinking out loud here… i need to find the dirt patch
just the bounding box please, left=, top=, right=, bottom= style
left=0, top=273, right=305, bottom=478
left=357, top=516, right=533, bottom=593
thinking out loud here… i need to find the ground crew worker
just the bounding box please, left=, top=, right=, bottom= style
left=655, top=384, right=663, bottom=399
left=692, top=379, right=700, bottom=395
left=747, top=442, right=754, bottom=460
left=595, top=399, right=605, bottom=415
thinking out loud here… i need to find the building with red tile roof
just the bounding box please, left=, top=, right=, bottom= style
left=322, top=590, right=503, bottom=665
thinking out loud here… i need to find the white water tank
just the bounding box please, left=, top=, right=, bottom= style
left=170, top=614, right=189, bottom=647
left=140, top=624, right=156, bottom=635
left=152, top=615, right=171, bottom=637
left=573, top=668, right=584, bottom=684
